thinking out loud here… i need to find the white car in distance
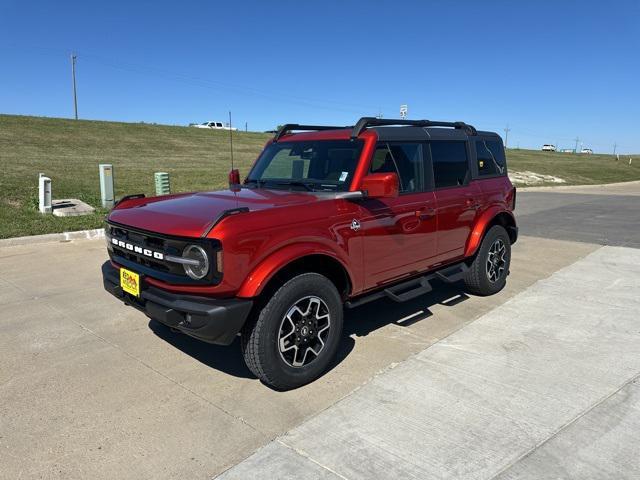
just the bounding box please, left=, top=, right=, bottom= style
left=192, top=121, right=237, bottom=131
left=581, top=148, right=593, bottom=154
left=542, top=144, right=556, bottom=152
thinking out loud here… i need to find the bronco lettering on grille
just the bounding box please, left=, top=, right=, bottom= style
left=112, top=238, right=164, bottom=260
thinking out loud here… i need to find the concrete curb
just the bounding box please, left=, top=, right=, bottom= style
left=0, top=228, right=105, bottom=248
left=518, top=179, right=640, bottom=192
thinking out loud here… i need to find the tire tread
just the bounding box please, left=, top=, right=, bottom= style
left=463, top=225, right=510, bottom=296
left=241, top=272, right=341, bottom=390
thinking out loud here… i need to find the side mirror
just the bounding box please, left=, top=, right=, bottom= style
left=360, top=172, right=399, bottom=199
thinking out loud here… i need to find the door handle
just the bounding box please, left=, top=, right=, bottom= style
left=465, top=198, right=480, bottom=209
left=415, top=207, right=435, bottom=220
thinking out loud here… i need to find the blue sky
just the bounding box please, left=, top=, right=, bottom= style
left=1, top=0, right=639, bottom=153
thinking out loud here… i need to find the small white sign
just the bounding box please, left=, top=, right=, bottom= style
left=339, top=171, right=348, bottom=182
left=400, top=104, right=408, bottom=119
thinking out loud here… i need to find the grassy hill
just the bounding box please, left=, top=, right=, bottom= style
left=0, top=115, right=270, bottom=239
left=505, top=147, right=640, bottom=186
left=1, top=114, right=638, bottom=239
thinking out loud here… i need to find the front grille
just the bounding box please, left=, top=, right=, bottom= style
left=106, top=222, right=221, bottom=285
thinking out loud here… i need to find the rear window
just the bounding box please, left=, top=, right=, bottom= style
left=430, top=141, right=469, bottom=189
left=476, top=140, right=506, bottom=177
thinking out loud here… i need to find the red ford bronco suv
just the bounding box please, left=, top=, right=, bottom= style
left=102, top=117, right=517, bottom=390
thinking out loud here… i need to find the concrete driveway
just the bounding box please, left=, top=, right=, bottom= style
left=1, top=182, right=639, bottom=479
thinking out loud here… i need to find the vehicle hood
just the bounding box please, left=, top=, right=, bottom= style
left=107, top=188, right=323, bottom=237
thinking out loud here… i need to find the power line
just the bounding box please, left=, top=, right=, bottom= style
left=7, top=43, right=638, bottom=150
left=80, top=53, right=381, bottom=115
left=71, top=53, right=78, bottom=120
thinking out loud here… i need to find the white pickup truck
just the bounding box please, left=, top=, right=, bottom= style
left=192, top=121, right=237, bottom=131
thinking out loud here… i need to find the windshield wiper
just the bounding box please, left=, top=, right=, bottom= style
left=244, top=178, right=265, bottom=188
left=273, top=180, right=316, bottom=191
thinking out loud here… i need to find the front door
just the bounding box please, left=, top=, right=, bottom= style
left=359, top=142, right=437, bottom=290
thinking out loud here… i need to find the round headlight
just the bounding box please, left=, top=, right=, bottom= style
left=183, top=245, right=209, bottom=280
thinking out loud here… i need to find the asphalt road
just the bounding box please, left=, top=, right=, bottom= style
left=1, top=182, right=639, bottom=480
left=517, top=191, right=640, bottom=248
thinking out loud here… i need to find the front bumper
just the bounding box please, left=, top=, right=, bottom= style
left=102, top=262, right=253, bottom=345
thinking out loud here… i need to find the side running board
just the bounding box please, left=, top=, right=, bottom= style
left=345, top=262, right=469, bottom=309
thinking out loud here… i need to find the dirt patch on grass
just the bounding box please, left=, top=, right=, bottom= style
left=509, top=171, right=566, bottom=186
left=3, top=198, right=22, bottom=208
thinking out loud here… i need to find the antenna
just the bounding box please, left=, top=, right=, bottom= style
left=229, top=111, right=234, bottom=170
left=227, top=111, right=241, bottom=188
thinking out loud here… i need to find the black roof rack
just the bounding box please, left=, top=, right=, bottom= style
left=273, top=123, right=347, bottom=142
left=351, top=117, right=477, bottom=138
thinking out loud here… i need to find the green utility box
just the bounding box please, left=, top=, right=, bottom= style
left=154, top=172, right=170, bottom=195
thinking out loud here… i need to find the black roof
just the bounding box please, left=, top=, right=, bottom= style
left=273, top=117, right=500, bottom=143
left=371, top=126, right=500, bottom=142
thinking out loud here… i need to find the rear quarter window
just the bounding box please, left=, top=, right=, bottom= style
left=476, top=139, right=507, bottom=177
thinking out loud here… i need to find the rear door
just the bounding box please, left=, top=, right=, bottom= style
left=359, top=142, right=437, bottom=289
left=429, top=140, right=482, bottom=261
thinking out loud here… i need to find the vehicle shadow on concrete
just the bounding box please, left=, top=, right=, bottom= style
left=149, top=318, right=356, bottom=382
left=147, top=279, right=469, bottom=383
left=148, top=320, right=255, bottom=378
left=343, top=279, right=469, bottom=337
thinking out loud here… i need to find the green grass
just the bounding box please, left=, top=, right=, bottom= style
left=0, top=114, right=271, bottom=239
left=506, top=148, right=640, bottom=186
left=1, top=114, right=639, bottom=239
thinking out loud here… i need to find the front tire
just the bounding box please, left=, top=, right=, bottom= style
left=241, top=273, right=344, bottom=390
left=463, top=225, right=511, bottom=296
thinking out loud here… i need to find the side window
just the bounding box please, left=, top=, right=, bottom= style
left=476, top=139, right=506, bottom=177
left=370, top=143, right=424, bottom=193
left=430, top=141, right=469, bottom=188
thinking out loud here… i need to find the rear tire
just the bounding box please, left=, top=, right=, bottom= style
left=241, top=273, right=343, bottom=390
left=463, top=225, right=511, bottom=296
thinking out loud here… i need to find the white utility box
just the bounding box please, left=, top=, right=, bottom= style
left=39, top=176, right=52, bottom=213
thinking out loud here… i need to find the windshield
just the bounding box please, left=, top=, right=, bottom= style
left=246, top=140, right=364, bottom=191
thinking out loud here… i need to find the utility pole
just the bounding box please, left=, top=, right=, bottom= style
left=574, top=137, right=580, bottom=153
left=245, top=121, right=248, bottom=132
left=613, top=142, right=617, bottom=156
left=504, top=125, right=511, bottom=149
left=71, top=54, right=78, bottom=120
